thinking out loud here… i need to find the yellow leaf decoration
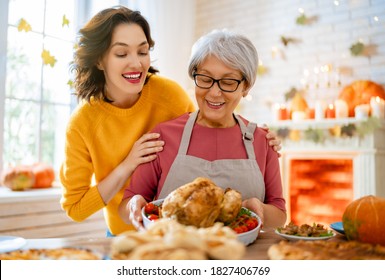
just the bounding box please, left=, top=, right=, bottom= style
left=62, top=15, right=70, bottom=27
left=257, top=64, right=268, bottom=76
left=17, top=18, right=32, bottom=32
left=41, top=49, right=57, bottom=67
left=67, top=79, right=74, bottom=88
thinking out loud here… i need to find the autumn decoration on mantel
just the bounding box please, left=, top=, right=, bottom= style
left=338, top=80, right=385, bottom=117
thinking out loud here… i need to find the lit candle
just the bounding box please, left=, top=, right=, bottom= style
left=325, top=103, right=336, bottom=118
left=334, top=99, right=348, bottom=118
left=370, top=96, right=385, bottom=119
left=315, top=100, right=325, bottom=120
left=291, top=111, right=306, bottom=122
left=278, top=104, right=289, bottom=120
left=354, top=104, right=370, bottom=119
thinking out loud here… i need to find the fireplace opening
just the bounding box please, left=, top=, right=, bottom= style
left=288, top=159, right=353, bottom=225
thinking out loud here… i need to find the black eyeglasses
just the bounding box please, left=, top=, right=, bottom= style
left=193, top=73, right=244, bottom=93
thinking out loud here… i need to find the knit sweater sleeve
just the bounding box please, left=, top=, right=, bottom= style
left=60, top=117, right=106, bottom=222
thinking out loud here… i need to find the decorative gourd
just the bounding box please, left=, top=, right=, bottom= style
left=338, top=80, right=385, bottom=117
left=342, top=195, right=385, bottom=245
left=0, top=163, right=55, bottom=191
left=1, top=166, right=35, bottom=191
left=290, top=92, right=308, bottom=118
left=31, top=163, right=55, bottom=188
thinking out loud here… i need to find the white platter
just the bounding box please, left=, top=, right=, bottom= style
left=0, top=236, right=27, bottom=253
left=274, top=229, right=336, bottom=241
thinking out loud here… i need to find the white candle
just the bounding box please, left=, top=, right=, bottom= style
left=291, top=111, right=306, bottom=122
left=315, top=100, right=325, bottom=120
left=370, top=96, right=385, bottom=119
left=334, top=99, right=349, bottom=118
left=354, top=104, right=370, bottom=120
left=272, top=103, right=281, bottom=121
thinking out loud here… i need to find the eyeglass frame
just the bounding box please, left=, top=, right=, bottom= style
left=192, top=73, right=245, bottom=93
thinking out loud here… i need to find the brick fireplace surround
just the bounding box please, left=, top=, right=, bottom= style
left=275, top=118, right=385, bottom=225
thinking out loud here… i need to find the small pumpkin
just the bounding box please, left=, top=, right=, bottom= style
left=342, top=195, right=385, bottom=245
left=0, top=163, right=55, bottom=191
left=1, top=166, right=35, bottom=191
left=338, top=80, right=385, bottom=117
left=31, top=163, right=55, bottom=188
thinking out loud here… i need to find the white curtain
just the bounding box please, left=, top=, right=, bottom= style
left=134, top=0, right=196, bottom=92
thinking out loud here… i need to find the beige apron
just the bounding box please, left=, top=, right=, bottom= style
left=158, top=111, right=265, bottom=201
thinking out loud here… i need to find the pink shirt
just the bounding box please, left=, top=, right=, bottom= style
left=124, top=113, right=286, bottom=211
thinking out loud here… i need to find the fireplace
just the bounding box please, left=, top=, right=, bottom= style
left=276, top=118, right=385, bottom=225
left=288, top=158, right=353, bottom=225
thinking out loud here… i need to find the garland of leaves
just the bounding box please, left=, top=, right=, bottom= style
left=274, top=117, right=382, bottom=143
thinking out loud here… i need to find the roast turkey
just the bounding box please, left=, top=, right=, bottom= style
left=161, top=177, right=242, bottom=227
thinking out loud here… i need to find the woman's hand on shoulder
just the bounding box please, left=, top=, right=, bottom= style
left=260, top=124, right=282, bottom=157
left=123, top=133, right=165, bottom=173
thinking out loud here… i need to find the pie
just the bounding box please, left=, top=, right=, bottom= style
left=111, top=219, right=245, bottom=260
left=268, top=240, right=385, bottom=260
left=0, top=247, right=102, bottom=260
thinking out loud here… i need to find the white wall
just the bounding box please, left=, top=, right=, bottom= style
left=191, top=0, right=385, bottom=124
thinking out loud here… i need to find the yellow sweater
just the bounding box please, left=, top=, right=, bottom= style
left=60, top=75, right=195, bottom=235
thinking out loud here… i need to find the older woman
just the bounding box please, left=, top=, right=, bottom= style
left=119, top=29, right=287, bottom=230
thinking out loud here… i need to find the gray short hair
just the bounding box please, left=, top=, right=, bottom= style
left=188, top=29, right=259, bottom=90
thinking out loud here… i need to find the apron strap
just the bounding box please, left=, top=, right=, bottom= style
left=235, top=115, right=257, bottom=160
left=177, top=111, right=198, bottom=155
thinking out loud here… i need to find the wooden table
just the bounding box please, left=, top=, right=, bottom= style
left=18, top=229, right=345, bottom=260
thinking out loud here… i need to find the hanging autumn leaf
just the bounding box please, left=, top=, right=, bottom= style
left=17, top=18, right=32, bottom=32
left=41, top=49, right=57, bottom=67
left=280, top=36, right=298, bottom=47
left=62, top=15, right=70, bottom=27
left=257, top=64, right=268, bottom=76
left=350, top=42, right=365, bottom=56
left=67, top=79, right=74, bottom=88
left=284, top=87, right=298, bottom=101
left=296, top=14, right=318, bottom=25
left=296, top=14, right=307, bottom=25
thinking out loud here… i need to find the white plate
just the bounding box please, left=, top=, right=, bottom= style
left=0, top=236, right=27, bottom=253
left=275, top=229, right=336, bottom=241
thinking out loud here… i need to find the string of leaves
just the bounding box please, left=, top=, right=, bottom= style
left=274, top=117, right=381, bottom=143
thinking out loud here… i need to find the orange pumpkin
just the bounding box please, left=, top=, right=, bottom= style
left=1, top=163, right=55, bottom=191
left=338, top=80, right=385, bottom=117
left=31, top=163, right=55, bottom=188
left=342, top=195, right=385, bottom=246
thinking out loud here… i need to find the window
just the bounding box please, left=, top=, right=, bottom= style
left=0, top=0, right=178, bottom=176
left=1, top=0, right=78, bottom=174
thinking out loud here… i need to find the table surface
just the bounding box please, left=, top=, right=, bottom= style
left=20, top=228, right=345, bottom=260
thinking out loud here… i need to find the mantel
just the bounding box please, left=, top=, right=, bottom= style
left=271, top=117, right=385, bottom=131
left=271, top=117, right=385, bottom=152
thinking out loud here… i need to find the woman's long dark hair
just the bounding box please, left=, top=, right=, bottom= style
left=71, top=6, right=158, bottom=102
